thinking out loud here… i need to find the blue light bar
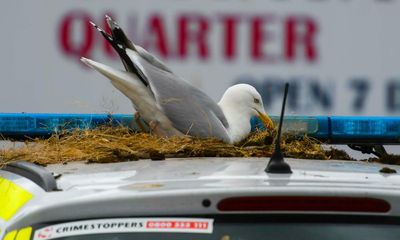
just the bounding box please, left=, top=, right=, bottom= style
left=251, top=115, right=400, bottom=144
left=251, top=116, right=320, bottom=135
left=329, top=116, right=400, bottom=143
left=0, top=113, right=146, bottom=139
left=0, top=113, right=399, bottom=144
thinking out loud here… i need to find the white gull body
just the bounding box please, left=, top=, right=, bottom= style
left=81, top=17, right=273, bottom=144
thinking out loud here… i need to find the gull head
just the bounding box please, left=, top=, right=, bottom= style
left=219, top=84, right=274, bottom=143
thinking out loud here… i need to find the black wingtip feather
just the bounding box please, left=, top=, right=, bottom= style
left=89, top=20, right=148, bottom=87
left=105, top=15, right=136, bottom=51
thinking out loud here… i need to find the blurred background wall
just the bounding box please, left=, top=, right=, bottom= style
left=0, top=0, right=399, bottom=116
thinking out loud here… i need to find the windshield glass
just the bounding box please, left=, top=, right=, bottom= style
left=32, top=217, right=400, bottom=240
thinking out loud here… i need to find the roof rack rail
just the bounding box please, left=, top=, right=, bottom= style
left=2, top=161, right=57, bottom=192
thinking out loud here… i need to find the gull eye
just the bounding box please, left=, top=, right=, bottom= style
left=254, top=98, right=260, bottom=104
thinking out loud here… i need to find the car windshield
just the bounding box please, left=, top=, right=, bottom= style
left=32, top=217, right=400, bottom=240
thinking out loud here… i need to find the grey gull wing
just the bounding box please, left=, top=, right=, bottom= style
left=126, top=49, right=230, bottom=142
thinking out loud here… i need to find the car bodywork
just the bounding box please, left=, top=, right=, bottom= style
left=1, top=158, right=400, bottom=239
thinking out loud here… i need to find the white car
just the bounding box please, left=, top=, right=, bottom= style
left=1, top=156, right=400, bottom=240
left=1, top=99, right=400, bottom=240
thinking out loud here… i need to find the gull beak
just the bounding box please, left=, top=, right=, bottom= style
left=256, top=109, right=274, bottom=130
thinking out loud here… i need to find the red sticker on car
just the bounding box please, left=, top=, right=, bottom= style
left=33, top=218, right=213, bottom=240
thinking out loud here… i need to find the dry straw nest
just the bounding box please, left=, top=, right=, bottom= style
left=0, top=126, right=362, bottom=167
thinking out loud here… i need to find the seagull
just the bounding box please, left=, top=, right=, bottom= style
left=81, top=16, right=274, bottom=144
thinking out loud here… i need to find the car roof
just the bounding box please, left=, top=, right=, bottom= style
left=47, top=158, right=400, bottom=192
left=4, top=158, right=400, bottom=230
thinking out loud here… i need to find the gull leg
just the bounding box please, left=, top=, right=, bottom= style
left=149, top=120, right=168, bottom=137
left=134, top=112, right=148, bottom=132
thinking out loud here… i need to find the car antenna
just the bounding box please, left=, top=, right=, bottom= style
left=265, top=82, right=292, bottom=174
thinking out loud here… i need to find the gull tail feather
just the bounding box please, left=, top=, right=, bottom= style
left=81, top=57, right=153, bottom=110
left=81, top=57, right=136, bottom=87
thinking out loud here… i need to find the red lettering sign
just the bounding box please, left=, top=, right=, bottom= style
left=220, top=15, right=240, bottom=60
left=59, top=11, right=94, bottom=58
left=285, top=16, right=318, bottom=62
left=58, top=11, right=318, bottom=64
left=178, top=15, right=210, bottom=60
left=146, top=14, right=169, bottom=57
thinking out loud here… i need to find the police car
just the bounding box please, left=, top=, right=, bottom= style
left=1, top=88, right=400, bottom=239
left=1, top=154, right=400, bottom=240
left=1, top=116, right=400, bottom=240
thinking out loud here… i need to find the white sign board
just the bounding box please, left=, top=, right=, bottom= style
left=0, top=0, right=399, bottom=116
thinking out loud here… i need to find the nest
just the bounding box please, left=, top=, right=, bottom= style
left=0, top=126, right=377, bottom=167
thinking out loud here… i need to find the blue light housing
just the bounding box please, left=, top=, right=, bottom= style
left=251, top=116, right=320, bottom=135
left=0, top=113, right=399, bottom=144
left=330, top=117, right=400, bottom=143
left=0, top=113, right=146, bottom=139
left=251, top=115, right=400, bottom=144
